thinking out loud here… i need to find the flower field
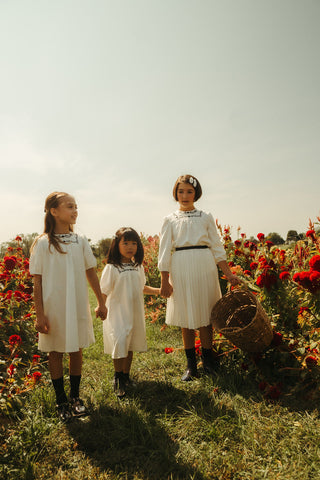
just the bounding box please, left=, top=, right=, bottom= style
left=0, top=237, right=45, bottom=414
left=1, top=224, right=320, bottom=479
left=143, top=218, right=320, bottom=403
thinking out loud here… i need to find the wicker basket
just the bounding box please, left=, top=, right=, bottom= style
left=210, top=289, right=273, bottom=353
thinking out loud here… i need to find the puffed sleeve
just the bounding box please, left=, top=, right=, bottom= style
left=81, top=235, right=97, bottom=270
left=100, top=264, right=116, bottom=296
left=29, top=236, right=45, bottom=275
left=207, top=213, right=227, bottom=263
left=158, top=216, right=173, bottom=272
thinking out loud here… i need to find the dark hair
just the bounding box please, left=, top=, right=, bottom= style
left=31, top=191, right=73, bottom=254
left=106, top=227, right=144, bottom=267
left=172, top=174, right=202, bottom=202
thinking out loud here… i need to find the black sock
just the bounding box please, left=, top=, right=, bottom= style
left=70, top=375, right=81, bottom=399
left=185, top=347, right=197, bottom=371
left=52, top=377, right=68, bottom=405
left=114, top=371, right=123, bottom=378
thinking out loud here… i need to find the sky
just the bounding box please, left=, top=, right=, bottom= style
left=0, top=0, right=319, bottom=245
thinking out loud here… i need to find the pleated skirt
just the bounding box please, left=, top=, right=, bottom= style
left=166, top=248, right=222, bottom=329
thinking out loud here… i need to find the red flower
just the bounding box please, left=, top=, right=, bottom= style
left=272, top=331, right=283, bottom=346
left=267, top=385, right=281, bottom=400
left=256, top=271, right=277, bottom=290
left=257, top=233, right=265, bottom=241
left=309, top=255, right=320, bottom=272
left=14, top=291, right=24, bottom=302
left=234, top=240, right=241, bottom=247
left=298, top=307, right=310, bottom=315
left=265, top=240, right=274, bottom=249
left=305, top=356, right=317, bottom=368
left=258, top=381, right=268, bottom=391
left=279, top=271, right=290, bottom=281
left=250, top=262, right=258, bottom=270
left=243, top=270, right=251, bottom=276
left=32, top=354, right=41, bottom=364
left=15, top=235, right=22, bottom=241
left=9, top=334, right=22, bottom=346
left=164, top=347, right=174, bottom=354
left=32, top=371, right=42, bottom=382
left=7, top=364, right=16, bottom=376
left=234, top=249, right=242, bottom=256
left=306, top=230, right=316, bottom=241
left=3, top=256, right=17, bottom=271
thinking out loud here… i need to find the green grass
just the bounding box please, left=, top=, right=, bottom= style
left=1, top=290, right=320, bottom=480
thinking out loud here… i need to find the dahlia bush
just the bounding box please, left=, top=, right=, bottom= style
left=158, top=217, right=320, bottom=402
left=0, top=237, right=44, bottom=414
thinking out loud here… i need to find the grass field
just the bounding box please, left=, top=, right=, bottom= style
left=1, top=288, right=320, bottom=480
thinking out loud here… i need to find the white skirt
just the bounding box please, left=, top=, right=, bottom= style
left=166, top=248, right=222, bottom=329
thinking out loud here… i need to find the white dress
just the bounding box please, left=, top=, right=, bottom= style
left=158, top=209, right=227, bottom=329
left=29, top=233, right=96, bottom=353
left=100, top=263, right=147, bottom=359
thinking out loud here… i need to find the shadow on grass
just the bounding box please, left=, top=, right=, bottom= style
left=67, top=384, right=207, bottom=480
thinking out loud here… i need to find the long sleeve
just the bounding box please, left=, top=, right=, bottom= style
left=207, top=213, right=227, bottom=263
left=158, top=216, right=173, bottom=272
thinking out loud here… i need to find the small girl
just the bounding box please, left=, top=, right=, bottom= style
left=30, top=192, right=107, bottom=421
left=100, top=227, right=160, bottom=398
left=158, top=174, right=241, bottom=381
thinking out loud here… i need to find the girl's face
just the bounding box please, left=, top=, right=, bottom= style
left=177, top=182, right=196, bottom=211
left=118, top=237, right=138, bottom=263
left=51, top=195, right=78, bottom=232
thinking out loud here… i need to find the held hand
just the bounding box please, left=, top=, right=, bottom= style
left=227, top=274, right=242, bottom=287
left=35, top=315, right=50, bottom=334
left=160, top=283, right=173, bottom=298
left=95, top=304, right=108, bottom=321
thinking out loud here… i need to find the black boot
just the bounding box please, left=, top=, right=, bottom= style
left=181, top=348, right=199, bottom=381
left=113, top=372, right=126, bottom=398
left=201, top=347, right=220, bottom=375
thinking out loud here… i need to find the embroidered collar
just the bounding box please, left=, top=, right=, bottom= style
left=174, top=209, right=202, bottom=218
left=116, top=262, right=139, bottom=273
left=55, top=233, right=79, bottom=244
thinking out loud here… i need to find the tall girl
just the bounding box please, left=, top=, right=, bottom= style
left=100, top=227, right=160, bottom=398
left=30, top=192, right=107, bottom=421
left=158, top=174, right=241, bottom=381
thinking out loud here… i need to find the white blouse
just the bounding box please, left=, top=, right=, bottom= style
left=158, top=209, right=226, bottom=272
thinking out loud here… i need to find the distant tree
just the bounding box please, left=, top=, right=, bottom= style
left=266, top=232, right=285, bottom=245
left=0, top=233, right=38, bottom=258
left=94, top=238, right=112, bottom=259
left=286, top=230, right=300, bottom=243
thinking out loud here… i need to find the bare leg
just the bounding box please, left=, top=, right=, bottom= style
left=181, top=328, right=195, bottom=349
left=48, top=351, right=64, bottom=379
left=199, top=325, right=213, bottom=349
left=123, top=351, right=133, bottom=374
left=69, top=349, right=82, bottom=376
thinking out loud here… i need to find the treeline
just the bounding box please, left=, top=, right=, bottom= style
left=0, top=229, right=316, bottom=260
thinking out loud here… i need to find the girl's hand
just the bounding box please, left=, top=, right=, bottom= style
left=35, top=315, right=50, bottom=334
left=95, top=304, right=107, bottom=321
left=226, top=273, right=242, bottom=287
left=160, top=282, right=173, bottom=298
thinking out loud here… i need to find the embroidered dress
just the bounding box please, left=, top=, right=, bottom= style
left=100, top=263, right=147, bottom=358
left=158, top=209, right=227, bottom=329
left=29, top=233, right=96, bottom=352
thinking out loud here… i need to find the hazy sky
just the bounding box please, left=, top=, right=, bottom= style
left=1, top=0, right=319, bottom=245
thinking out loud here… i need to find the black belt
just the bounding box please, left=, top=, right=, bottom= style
left=175, top=245, right=209, bottom=251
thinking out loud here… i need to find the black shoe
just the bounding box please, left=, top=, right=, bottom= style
left=201, top=355, right=220, bottom=375
left=181, top=368, right=199, bottom=382
left=123, top=373, right=137, bottom=389
left=56, top=402, right=72, bottom=422
left=70, top=397, right=88, bottom=417
left=113, top=373, right=126, bottom=398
